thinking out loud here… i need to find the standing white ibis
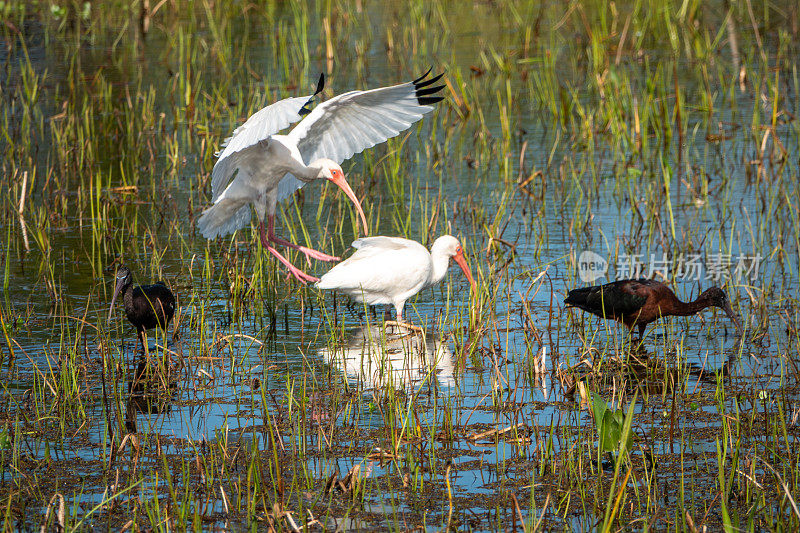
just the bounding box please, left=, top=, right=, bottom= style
left=198, top=70, right=445, bottom=283
left=316, top=235, right=476, bottom=328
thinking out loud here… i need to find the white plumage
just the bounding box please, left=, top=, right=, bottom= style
left=198, top=71, right=445, bottom=283
left=319, top=325, right=455, bottom=391
left=317, top=235, right=476, bottom=323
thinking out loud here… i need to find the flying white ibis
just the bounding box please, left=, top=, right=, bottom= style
left=198, top=70, right=445, bottom=283
left=316, top=235, right=476, bottom=328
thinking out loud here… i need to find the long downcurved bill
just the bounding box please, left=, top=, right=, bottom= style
left=722, top=300, right=743, bottom=336
left=328, top=172, right=368, bottom=235
left=453, top=249, right=476, bottom=291
left=107, top=277, right=125, bottom=324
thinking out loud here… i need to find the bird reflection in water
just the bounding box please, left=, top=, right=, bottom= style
left=124, top=357, right=177, bottom=434
left=319, top=325, right=455, bottom=392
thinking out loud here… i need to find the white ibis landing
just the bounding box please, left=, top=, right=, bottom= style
left=316, top=235, right=476, bottom=327
left=198, top=70, right=445, bottom=283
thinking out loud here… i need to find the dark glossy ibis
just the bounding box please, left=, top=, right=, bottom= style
left=564, top=279, right=742, bottom=338
left=107, top=266, right=176, bottom=351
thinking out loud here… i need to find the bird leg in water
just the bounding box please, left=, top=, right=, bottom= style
left=384, top=310, right=424, bottom=334
left=264, top=215, right=340, bottom=264
left=258, top=221, right=320, bottom=283
left=138, top=329, right=147, bottom=355
left=383, top=320, right=425, bottom=334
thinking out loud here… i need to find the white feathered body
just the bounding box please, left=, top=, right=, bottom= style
left=197, top=136, right=305, bottom=239
left=317, top=236, right=458, bottom=317
left=197, top=71, right=444, bottom=242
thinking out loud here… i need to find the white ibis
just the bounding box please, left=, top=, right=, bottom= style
left=198, top=70, right=445, bottom=283
left=107, top=266, right=176, bottom=352
left=316, top=235, right=476, bottom=328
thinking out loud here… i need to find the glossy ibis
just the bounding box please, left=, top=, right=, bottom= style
left=107, top=266, right=176, bottom=351
left=317, top=235, right=476, bottom=330
left=564, top=279, right=742, bottom=337
left=197, top=69, right=445, bottom=284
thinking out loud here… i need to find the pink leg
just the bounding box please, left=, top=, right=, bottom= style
left=383, top=305, right=423, bottom=333
left=265, top=215, right=339, bottom=265
left=259, top=222, right=320, bottom=284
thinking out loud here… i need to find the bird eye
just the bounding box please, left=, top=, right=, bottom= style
left=456, top=246, right=462, bottom=254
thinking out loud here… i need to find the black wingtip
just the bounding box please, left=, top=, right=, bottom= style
left=412, top=66, right=434, bottom=85
left=418, top=96, right=444, bottom=106
left=415, top=72, right=445, bottom=90
left=411, top=68, right=445, bottom=106
left=416, top=84, right=444, bottom=98
left=412, top=69, right=445, bottom=106
left=314, top=73, right=325, bottom=96
left=299, top=73, right=325, bottom=116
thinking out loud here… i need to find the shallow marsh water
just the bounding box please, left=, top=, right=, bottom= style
left=0, top=1, right=799, bottom=531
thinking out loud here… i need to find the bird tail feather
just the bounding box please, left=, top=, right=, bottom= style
left=197, top=200, right=252, bottom=239
left=564, top=287, right=592, bottom=307
left=316, top=263, right=355, bottom=289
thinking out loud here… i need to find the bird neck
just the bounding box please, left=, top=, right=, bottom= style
left=270, top=135, right=317, bottom=182
left=429, top=246, right=452, bottom=286
left=292, top=158, right=327, bottom=182
left=294, top=164, right=321, bottom=182
left=666, top=293, right=712, bottom=316
left=121, top=281, right=134, bottom=307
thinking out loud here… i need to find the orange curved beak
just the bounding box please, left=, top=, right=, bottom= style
left=328, top=172, right=368, bottom=235
left=453, top=249, right=476, bottom=291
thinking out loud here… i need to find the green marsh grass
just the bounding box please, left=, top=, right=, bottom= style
left=0, top=0, right=798, bottom=530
